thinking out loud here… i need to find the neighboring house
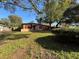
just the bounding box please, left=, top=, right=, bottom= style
left=21, top=23, right=50, bottom=32
left=0, top=25, right=11, bottom=32
left=69, top=23, right=79, bottom=29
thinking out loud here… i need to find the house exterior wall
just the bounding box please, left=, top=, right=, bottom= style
left=0, top=26, right=11, bottom=32
left=35, top=25, right=42, bottom=31
left=21, top=25, right=31, bottom=32
left=21, top=24, right=50, bottom=32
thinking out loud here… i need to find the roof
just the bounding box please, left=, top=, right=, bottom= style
left=22, top=23, right=50, bottom=27
left=22, top=23, right=37, bottom=25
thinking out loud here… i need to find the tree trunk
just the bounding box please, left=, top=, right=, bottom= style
left=56, top=18, right=64, bottom=28
left=56, top=21, right=61, bottom=28
left=49, top=22, right=52, bottom=31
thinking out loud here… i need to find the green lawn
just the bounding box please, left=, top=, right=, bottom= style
left=0, top=31, right=79, bottom=59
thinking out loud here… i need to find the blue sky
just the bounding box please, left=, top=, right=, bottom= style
left=0, top=7, right=37, bottom=23
left=0, top=0, right=79, bottom=23
left=0, top=0, right=44, bottom=23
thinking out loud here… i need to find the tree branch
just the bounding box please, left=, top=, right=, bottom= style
left=28, top=0, right=42, bottom=14
left=3, top=2, right=33, bottom=10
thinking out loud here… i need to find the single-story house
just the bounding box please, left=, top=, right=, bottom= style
left=0, top=27, right=11, bottom=32
left=21, top=23, right=50, bottom=32
left=0, top=24, right=11, bottom=32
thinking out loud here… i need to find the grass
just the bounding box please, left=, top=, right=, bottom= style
left=63, top=26, right=79, bottom=32
left=0, top=31, right=79, bottom=59
left=0, top=32, right=31, bottom=59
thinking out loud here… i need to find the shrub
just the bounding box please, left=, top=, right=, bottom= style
left=52, top=28, right=79, bottom=44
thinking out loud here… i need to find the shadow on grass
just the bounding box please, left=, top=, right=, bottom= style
left=0, top=32, right=30, bottom=40
left=35, top=29, right=79, bottom=52
left=52, top=29, right=79, bottom=43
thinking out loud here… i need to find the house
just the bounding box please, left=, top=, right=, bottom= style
left=21, top=23, right=50, bottom=32
left=0, top=24, right=11, bottom=32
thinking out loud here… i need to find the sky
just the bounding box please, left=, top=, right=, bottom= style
left=0, top=0, right=79, bottom=23
left=0, top=0, right=44, bottom=23
left=77, top=0, right=79, bottom=3
left=0, top=7, right=37, bottom=23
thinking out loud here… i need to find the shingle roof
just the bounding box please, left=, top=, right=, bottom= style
left=22, top=23, right=50, bottom=27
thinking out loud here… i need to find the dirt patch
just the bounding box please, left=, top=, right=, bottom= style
left=9, top=48, right=27, bottom=59
left=0, top=41, right=7, bottom=46
left=9, top=46, right=57, bottom=59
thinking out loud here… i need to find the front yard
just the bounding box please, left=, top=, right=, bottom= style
left=0, top=31, right=79, bottom=59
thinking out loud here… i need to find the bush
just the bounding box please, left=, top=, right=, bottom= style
left=52, top=28, right=79, bottom=44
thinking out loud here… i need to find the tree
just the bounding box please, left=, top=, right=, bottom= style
left=0, top=15, right=22, bottom=30
left=36, top=17, right=43, bottom=24
left=0, top=0, right=77, bottom=28
left=35, top=14, right=44, bottom=24
left=63, top=5, right=79, bottom=23
left=0, top=0, right=43, bottom=13
left=44, top=0, right=75, bottom=28
left=0, top=0, right=23, bottom=12
left=0, top=18, right=11, bottom=27
left=8, top=15, right=22, bottom=30
left=34, top=0, right=76, bottom=28
left=0, top=0, right=76, bottom=14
